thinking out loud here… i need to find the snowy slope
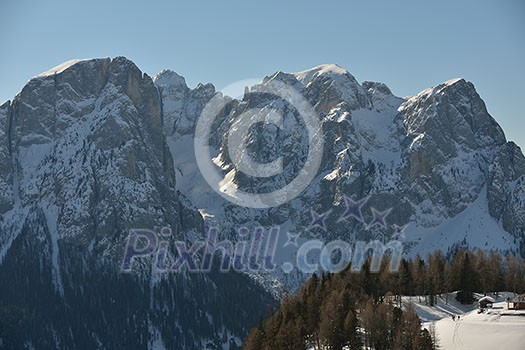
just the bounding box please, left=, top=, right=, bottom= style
left=34, top=58, right=92, bottom=77
left=404, top=293, right=525, bottom=350
left=403, top=185, right=518, bottom=257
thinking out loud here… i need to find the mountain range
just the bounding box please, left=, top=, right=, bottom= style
left=0, top=57, right=523, bottom=348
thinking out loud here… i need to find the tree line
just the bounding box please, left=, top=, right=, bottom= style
left=244, top=249, right=525, bottom=350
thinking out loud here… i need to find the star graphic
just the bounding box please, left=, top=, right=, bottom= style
left=309, top=209, right=331, bottom=231
left=368, top=207, right=392, bottom=229
left=338, top=196, right=369, bottom=223
left=392, top=223, right=409, bottom=240
left=284, top=231, right=301, bottom=247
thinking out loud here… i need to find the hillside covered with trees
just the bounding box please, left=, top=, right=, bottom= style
left=244, top=249, right=525, bottom=350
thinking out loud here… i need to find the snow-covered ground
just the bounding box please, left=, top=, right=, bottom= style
left=404, top=293, right=525, bottom=350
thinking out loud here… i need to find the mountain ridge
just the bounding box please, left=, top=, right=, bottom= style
left=0, top=56, right=523, bottom=348
left=2, top=56, right=524, bottom=259
left=0, top=56, right=275, bottom=349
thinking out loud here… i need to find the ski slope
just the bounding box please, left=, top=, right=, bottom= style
left=404, top=293, right=525, bottom=350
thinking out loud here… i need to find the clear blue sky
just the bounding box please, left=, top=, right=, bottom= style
left=1, top=0, right=523, bottom=148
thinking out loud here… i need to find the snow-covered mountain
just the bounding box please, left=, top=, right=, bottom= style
left=0, top=58, right=274, bottom=349
left=156, top=63, right=525, bottom=260
left=0, top=57, right=523, bottom=348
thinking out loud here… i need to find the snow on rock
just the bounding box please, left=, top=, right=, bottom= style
left=443, top=77, right=465, bottom=87
left=1, top=57, right=524, bottom=308
left=152, top=60, right=524, bottom=292
left=294, top=63, right=370, bottom=110
left=34, top=58, right=93, bottom=78
left=43, top=202, right=64, bottom=296
left=404, top=185, right=518, bottom=257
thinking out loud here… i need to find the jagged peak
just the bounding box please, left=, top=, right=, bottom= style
left=294, top=63, right=369, bottom=110
left=362, top=81, right=393, bottom=96
left=111, top=56, right=135, bottom=66
left=194, top=82, right=216, bottom=93
left=153, top=69, right=188, bottom=89
left=295, top=63, right=350, bottom=78
left=262, top=64, right=360, bottom=89
left=422, top=78, right=470, bottom=96
left=262, top=70, right=298, bottom=86
left=434, top=78, right=473, bottom=95
left=443, top=77, right=465, bottom=86
left=402, top=76, right=507, bottom=148
left=407, top=78, right=475, bottom=105
left=261, top=64, right=364, bottom=92
left=108, top=56, right=144, bottom=79
left=294, top=64, right=363, bottom=88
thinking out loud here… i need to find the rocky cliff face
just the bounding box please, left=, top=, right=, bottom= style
left=5, top=57, right=184, bottom=256
left=0, top=58, right=274, bottom=349
left=0, top=102, right=13, bottom=214
left=155, top=63, right=525, bottom=263
left=0, top=57, right=523, bottom=348
left=488, top=142, right=525, bottom=241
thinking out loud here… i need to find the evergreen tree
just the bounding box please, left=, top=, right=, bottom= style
left=457, top=251, right=477, bottom=303
left=244, top=320, right=265, bottom=350
left=243, top=248, right=525, bottom=350
left=397, top=259, right=412, bottom=297
left=319, top=290, right=346, bottom=350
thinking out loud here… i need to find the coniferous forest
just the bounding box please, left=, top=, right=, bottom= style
left=244, top=249, right=525, bottom=350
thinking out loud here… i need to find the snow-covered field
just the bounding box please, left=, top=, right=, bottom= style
left=404, top=293, right=525, bottom=350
